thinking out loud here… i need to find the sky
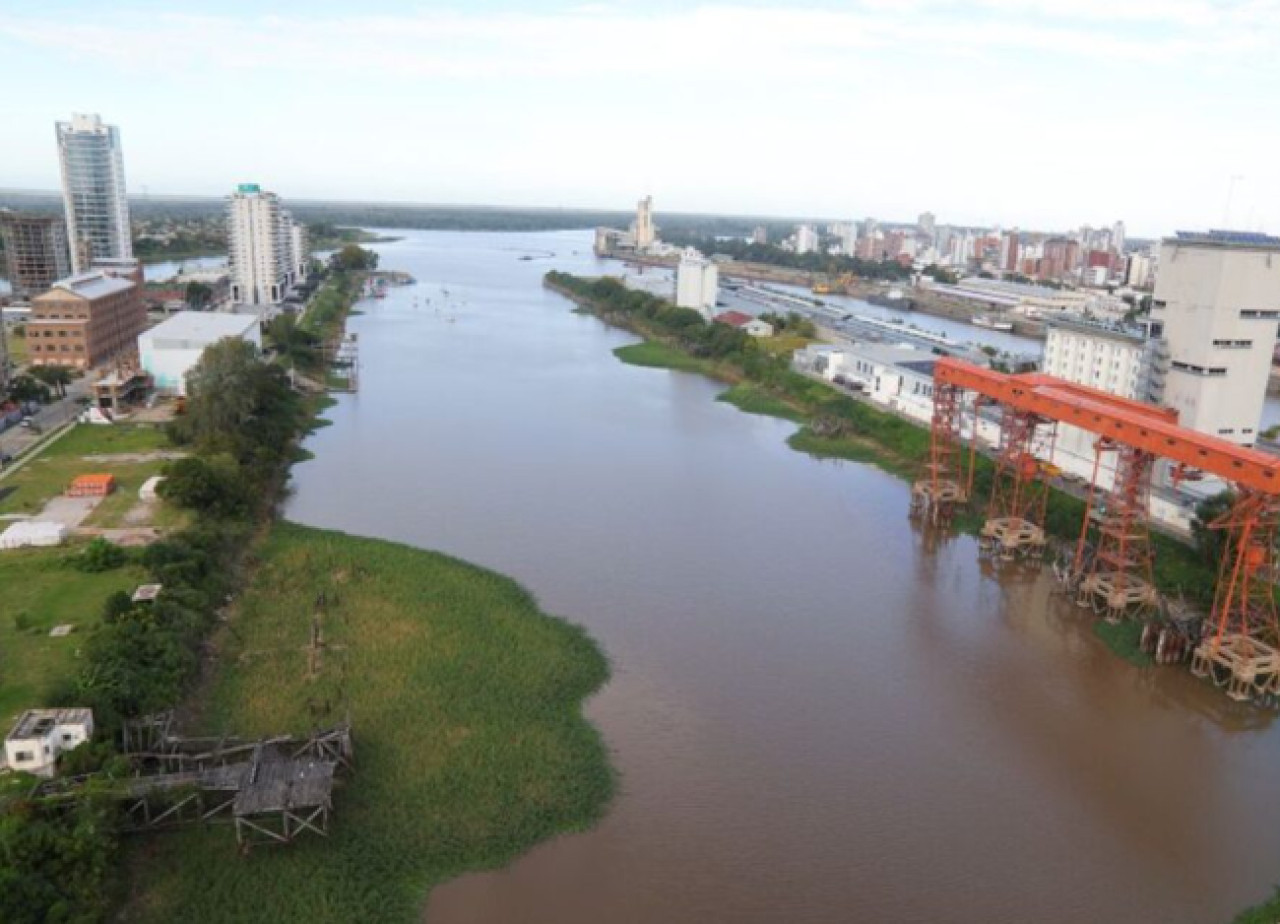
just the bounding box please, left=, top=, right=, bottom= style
left=2, top=0, right=1278, bottom=237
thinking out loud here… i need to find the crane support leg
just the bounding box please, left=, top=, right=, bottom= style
left=979, top=406, right=1051, bottom=561
left=1192, top=491, right=1280, bottom=703
left=911, top=383, right=968, bottom=526
left=1075, top=444, right=1159, bottom=620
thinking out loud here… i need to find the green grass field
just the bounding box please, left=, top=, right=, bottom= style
left=0, top=424, right=172, bottom=524
left=0, top=546, right=145, bottom=726
left=123, top=522, right=613, bottom=923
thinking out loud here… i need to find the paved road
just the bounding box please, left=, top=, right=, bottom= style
left=0, top=378, right=94, bottom=464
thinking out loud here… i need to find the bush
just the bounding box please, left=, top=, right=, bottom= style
left=72, top=539, right=126, bottom=573
left=101, top=591, right=135, bottom=624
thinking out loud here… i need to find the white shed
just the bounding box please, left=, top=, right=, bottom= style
left=0, top=521, right=69, bottom=549
left=4, top=708, right=94, bottom=778
left=138, top=311, right=262, bottom=396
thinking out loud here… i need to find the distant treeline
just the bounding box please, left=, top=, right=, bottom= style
left=0, top=190, right=836, bottom=237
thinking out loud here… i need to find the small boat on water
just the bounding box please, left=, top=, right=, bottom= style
left=972, top=314, right=1014, bottom=332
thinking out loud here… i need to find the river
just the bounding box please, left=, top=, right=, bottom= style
left=286, top=228, right=1280, bottom=924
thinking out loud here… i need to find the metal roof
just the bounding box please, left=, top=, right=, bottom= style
left=141, top=310, right=259, bottom=346
left=8, top=708, right=93, bottom=741
left=47, top=272, right=135, bottom=300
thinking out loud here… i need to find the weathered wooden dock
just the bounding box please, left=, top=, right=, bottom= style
left=34, top=718, right=354, bottom=850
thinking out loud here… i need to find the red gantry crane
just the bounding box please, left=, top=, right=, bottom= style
left=914, top=357, right=1280, bottom=703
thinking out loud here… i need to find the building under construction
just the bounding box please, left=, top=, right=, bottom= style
left=0, top=210, right=72, bottom=299
left=912, top=357, right=1280, bottom=705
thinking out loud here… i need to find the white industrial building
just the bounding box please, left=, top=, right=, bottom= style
left=4, top=708, right=94, bottom=778
left=1151, top=231, right=1280, bottom=446
left=227, top=184, right=308, bottom=310
left=138, top=310, right=262, bottom=395
left=675, top=248, right=719, bottom=317
left=794, top=341, right=937, bottom=423
left=56, top=114, right=132, bottom=274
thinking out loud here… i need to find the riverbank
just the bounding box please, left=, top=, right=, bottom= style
left=548, top=272, right=1219, bottom=617
left=122, top=522, right=613, bottom=923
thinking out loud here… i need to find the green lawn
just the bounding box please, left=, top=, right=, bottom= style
left=124, top=522, right=613, bottom=923
left=0, top=424, right=172, bottom=524
left=0, top=546, right=145, bottom=726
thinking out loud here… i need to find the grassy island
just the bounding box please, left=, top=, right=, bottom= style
left=123, top=522, right=612, bottom=923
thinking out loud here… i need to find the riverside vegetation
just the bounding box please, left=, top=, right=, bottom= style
left=1, top=244, right=612, bottom=923
left=545, top=272, right=1222, bottom=618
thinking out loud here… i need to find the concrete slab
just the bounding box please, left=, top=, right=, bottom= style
left=38, top=495, right=102, bottom=528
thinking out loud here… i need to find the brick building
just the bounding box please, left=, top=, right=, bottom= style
left=27, top=269, right=146, bottom=369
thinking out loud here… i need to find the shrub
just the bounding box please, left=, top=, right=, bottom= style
left=72, top=538, right=127, bottom=573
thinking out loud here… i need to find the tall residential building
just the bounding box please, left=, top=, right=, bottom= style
left=917, top=212, right=937, bottom=238
left=1111, top=221, right=1126, bottom=254
left=27, top=268, right=145, bottom=369
left=751, top=226, right=768, bottom=246
left=55, top=114, right=132, bottom=274
left=0, top=211, right=71, bottom=299
left=227, top=184, right=300, bottom=308
left=632, top=196, right=656, bottom=251
left=674, top=248, right=718, bottom=317
left=1150, top=230, right=1280, bottom=445
left=794, top=225, right=819, bottom=255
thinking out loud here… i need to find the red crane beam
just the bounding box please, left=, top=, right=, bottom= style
left=934, top=358, right=1280, bottom=495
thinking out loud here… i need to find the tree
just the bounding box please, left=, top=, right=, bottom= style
left=6, top=375, right=50, bottom=405
left=159, top=454, right=251, bottom=518
left=170, top=338, right=304, bottom=474
left=265, top=313, right=320, bottom=369
left=29, top=365, right=73, bottom=398
left=184, top=280, right=213, bottom=309
left=331, top=243, right=378, bottom=272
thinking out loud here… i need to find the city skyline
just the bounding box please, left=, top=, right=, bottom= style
left=3, top=1, right=1278, bottom=238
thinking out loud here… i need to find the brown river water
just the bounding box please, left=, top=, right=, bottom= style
left=286, top=229, right=1280, bottom=924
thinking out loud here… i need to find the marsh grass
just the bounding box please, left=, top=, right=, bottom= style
left=717, top=383, right=806, bottom=423
left=124, top=522, right=613, bottom=923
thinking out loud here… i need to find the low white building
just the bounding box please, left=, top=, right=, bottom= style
left=675, top=248, right=719, bottom=317
left=794, top=341, right=936, bottom=423
left=4, top=708, right=94, bottom=778
left=138, top=310, right=262, bottom=395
